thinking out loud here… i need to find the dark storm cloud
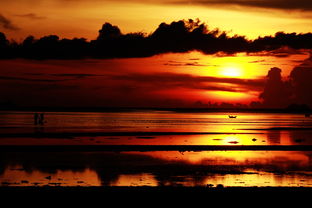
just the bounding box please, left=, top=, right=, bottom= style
left=0, top=14, right=19, bottom=31
left=259, top=67, right=291, bottom=108
left=289, top=54, right=312, bottom=106
left=0, top=19, right=312, bottom=59
left=259, top=54, right=312, bottom=108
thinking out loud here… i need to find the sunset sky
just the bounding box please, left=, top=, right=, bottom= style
left=1, top=0, right=312, bottom=109
left=1, top=0, right=312, bottom=40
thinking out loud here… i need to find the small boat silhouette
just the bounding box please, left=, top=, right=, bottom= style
left=228, top=115, right=237, bottom=118
left=305, top=113, right=311, bottom=118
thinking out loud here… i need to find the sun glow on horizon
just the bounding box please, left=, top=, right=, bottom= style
left=219, top=66, right=243, bottom=77
left=207, top=90, right=257, bottom=103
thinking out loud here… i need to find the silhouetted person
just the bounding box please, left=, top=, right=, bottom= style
left=39, top=113, right=45, bottom=125
left=34, top=112, right=39, bottom=125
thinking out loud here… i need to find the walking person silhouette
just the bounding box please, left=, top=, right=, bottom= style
left=39, top=113, right=45, bottom=125
left=34, top=112, right=39, bottom=125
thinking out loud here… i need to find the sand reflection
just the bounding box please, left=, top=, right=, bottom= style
left=0, top=166, right=101, bottom=186
left=1, top=151, right=312, bottom=187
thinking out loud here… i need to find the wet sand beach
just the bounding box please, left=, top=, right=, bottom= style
left=2, top=110, right=312, bottom=198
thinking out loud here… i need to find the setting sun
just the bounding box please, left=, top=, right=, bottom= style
left=219, top=65, right=243, bottom=77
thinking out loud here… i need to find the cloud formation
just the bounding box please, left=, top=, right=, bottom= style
left=0, top=19, right=311, bottom=59
left=14, top=13, right=46, bottom=20
left=0, top=75, right=73, bottom=82
left=0, top=58, right=264, bottom=108
left=259, top=67, right=291, bottom=108
left=289, top=54, right=312, bottom=105
left=260, top=54, right=312, bottom=108
left=109, top=72, right=264, bottom=90
left=49, top=0, right=312, bottom=11
left=0, top=14, right=19, bottom=31
left=178, top=0, right=312, bottom=11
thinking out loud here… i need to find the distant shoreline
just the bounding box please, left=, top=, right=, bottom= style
left=0, top=107, right=311, bottom=114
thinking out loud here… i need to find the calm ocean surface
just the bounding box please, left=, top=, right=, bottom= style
left=1, top=110, right=312, bottom=145
left=1, top=110, right=312, bottom=187
left=1, top=111, right=312, bottom=133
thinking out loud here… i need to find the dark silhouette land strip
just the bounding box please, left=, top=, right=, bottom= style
left=1, top=186, right=312, bottom=199
left=1, top=145, right=312, bottom=152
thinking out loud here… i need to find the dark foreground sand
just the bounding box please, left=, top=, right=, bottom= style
left=2, top=186, right=312, bottom=195
left=1, top=186, right=311, bottom=204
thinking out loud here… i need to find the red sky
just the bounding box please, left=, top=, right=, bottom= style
left=0, top=51, right=310, bottom=108
left=0, top=0, right=312, bottom=109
